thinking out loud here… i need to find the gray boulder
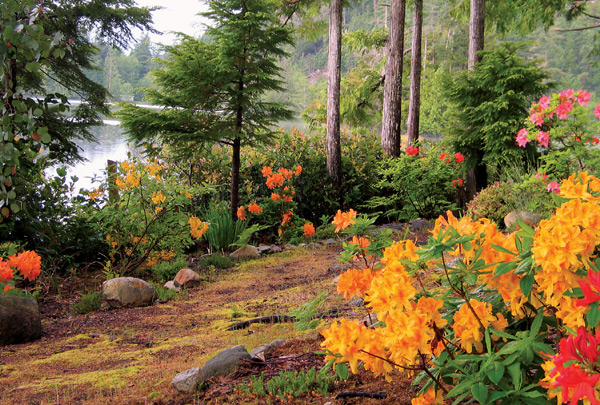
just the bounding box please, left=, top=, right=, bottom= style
left=250, top=339, right=285, bottom=359
left=171, top=367, right=201, bottom=394
left=200, top=345, right=251, bottom=382
left=102, top=277, right=155, bottom=308
left=504, top=210, right=543, bottom=230
left=164, top=280, right=181, bottom=292
left=174, top=268, right=201, bottom=288
left=230, top=245, right=260, bottom=260
left=307, top=242, right=322, bottom=250
left=409, top=218, right=434, bottom=232
left=0, top=296, right=42, bottom=346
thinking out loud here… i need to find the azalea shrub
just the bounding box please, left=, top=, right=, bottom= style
left=86, top=158, right=211, bottom=273
left=367, top=142, right=467, bottom=221
left=0, top=243, right=42, bottom=296
left=320, top=172, right=600, bottom=404
left=516, top=89, right=600, bottom=183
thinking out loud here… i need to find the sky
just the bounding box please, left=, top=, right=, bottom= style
left=133, top=0, right=209, bottom=45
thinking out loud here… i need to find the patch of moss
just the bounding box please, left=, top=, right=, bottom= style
left=20, top=366, right=144, bottom=390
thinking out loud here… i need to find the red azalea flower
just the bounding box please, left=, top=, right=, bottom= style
left=454, top=152, right=465, bottom=163
left=555, top=364, right=600, bottom=405
left=406, top=145, right=419, bottom=156
left=577, top=270, right=600, bottom=307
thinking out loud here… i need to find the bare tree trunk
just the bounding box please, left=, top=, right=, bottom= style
left=381, top=0, right=406, bottom=157
left=466, top=0, right=486, bottom=199
left=326, top=0, right=343, bottom=188
left=407, top=0, right=423, bottom=144
left=468, top=0, right=485, bottom=70
left=231, top=137, right=241, bottom=219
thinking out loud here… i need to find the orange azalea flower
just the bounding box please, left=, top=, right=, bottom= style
left=261, top=166, right=272, bottom=177
left=237, top=206, right=247, bottom=220
left=411, top=386, right=445, bottom=405
left=303, top=222, right=315, bottom=237
left=281, top=210, right=293, bottom=225
left=3, top=284, right=14, bottom=295
left=295, top=165, right=302, bottom=176
left=271, top=193, right=281, bottom=202
left=248, top=201, right=262, bottom=214
left=266, top=173, right=285, bottom=189
left=0, top=260, right=13, bottom=283
left=332, top=209, right=357, bottom=233
left=337, top=268, right=375, bottom=299
left=283, top=195, right=293, bottom=202
left=8, top=250, right=41, bottom=282
left=189, top=216, right=209, bottom=239
left=278, top=168, right=294, bottom=180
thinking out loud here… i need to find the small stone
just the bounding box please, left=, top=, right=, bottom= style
left=102, top=277, right=155, bottom=309
left=362, top=313, right=378, bottom=328
left=322, top=238, right=338, bottom=245
left=283, top=244, right=295, bottom=251
left=348, top=298, right=364, bottom=307
left=0, top=296, right=42, bottom=346
left=200, top=345, right=251, bottom=382
left=307, top=242, right=321, bottom=250
left=409, top=218, right=434, bottom=232
left=327, top=262, right=350, bottom=274
left=298, top=243, right=308, bottom=248
left=332, top=275, right=340, bottom=284
left=174, top=268, right=201, bottom=288
left=230, top=245, right=260, bottom=260
left=171, top=367, right=201, bottom=394
left=163, top=281, right=181, bottom=292
left=504, top=210, right=543, bottom=230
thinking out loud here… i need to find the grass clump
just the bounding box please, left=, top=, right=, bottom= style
left=72, top=291, right=102, bottom=314
left=150, top=282, right=178, bottom=301
left=152, top=256, right=188, bottom=283
left=200, top=253, right=234, bottom=269
left=236, top=367, right=334, bottom=401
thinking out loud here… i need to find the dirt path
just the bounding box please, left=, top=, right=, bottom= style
left=0, top=246, right=415, bottom=404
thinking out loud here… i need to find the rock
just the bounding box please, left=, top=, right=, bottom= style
left=362, top=313, right=378, bottom=328
left=250, top=339, right=285, bottom=359
left=171, top=367, right=201, bottom=394
left=321, top=238, right=338, bottom=245
left=164, top=281, right=181, bottom=292
left=102, top=277, right=155, bottom=308
left=409, top=218, right=434, bottom=232
left=332, top=275, right=340, bottom=284
left=348, top=297, right=364, bottom=307
left=230, top=245, right=260, bottom=260
left=257, top=244, right=282, bottom=255
left=200, top=345, right=251, bottom=382
left=283, top=244, right=295, bottom=251
left=327, top=262, right=351, bottom=274
left=298, top=243, right=308, bottom=248
left=0, top=296, right=42, bottom=346
left=307, top=242, right=322, bottom=250
left=174, top=268, right=201, bottom=288
left=504, top=210, right=543, bottom=230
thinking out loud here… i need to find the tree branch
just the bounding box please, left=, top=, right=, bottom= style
left=552, top=23, right=600, bottom=32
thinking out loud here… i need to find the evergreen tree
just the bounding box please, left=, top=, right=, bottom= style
left=118, top=0, right=293, bottom=218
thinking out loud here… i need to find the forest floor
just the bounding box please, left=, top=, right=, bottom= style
left=0, top=243, right=420, bottom=405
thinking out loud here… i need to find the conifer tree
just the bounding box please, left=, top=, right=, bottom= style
left=118, top=0, right=293, bottom=218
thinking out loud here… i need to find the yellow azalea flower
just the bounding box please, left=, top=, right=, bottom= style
left=412, top=386, right=446, bottom=405
left=320, top=319, right=366, bottom=374
left=151, top=190, right=166, bottom=205
left=332, top=209, right=357, bottom=232
left=452, top=299, right=497, bottom=353
left=189, top=216, right=209, bottom=240
left=336, top=268, right=375, bottom=300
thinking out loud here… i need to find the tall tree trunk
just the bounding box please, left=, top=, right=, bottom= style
left=468, top=0, right=485, bottom=70
left=231, top=137, right=241, bottom=219
left=381, top=0, right=406, bottom=157
left=326, top=0, right=343, bottom=188
left=407, top=0, right=423, bottom=144
left=466, top=0, right=486, bottom=198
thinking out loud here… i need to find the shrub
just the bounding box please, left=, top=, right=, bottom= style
left=151, top=256, right=188, bottom=283
left=367, top=142, right=467, bottom=221
left=199, top=253, right=234, bottom=269
left=320, top=172, right=600, bottom=403
left=466, top=182, right=514, bottom=227
left=72, top=291, right=102, bottom=314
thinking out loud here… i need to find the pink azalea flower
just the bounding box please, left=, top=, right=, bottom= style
left=537, top=131, right=550, bottom=147
left=576, top=90, right=591, bottom=106
left=529, top=113, right=544, bottom=126
left=516, top=128, right=530, bottom=147
left=539, top=96, right=550, bottom=109
left=559, top=89, right=575, bottom=100
left=535, top=173, right=541, bottom=179
left=556, top=101, right=573, bottom=119
left=546, top=181, right=560, bottom=194
left=595, top=104, right=600, bottom=120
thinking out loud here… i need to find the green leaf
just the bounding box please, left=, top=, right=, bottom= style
left=471, top=382, right=488, bottom=404
left=491, top=243, right=518, bottom=256
left=25, top=62, right=41, bottom=72
left=446, top=378, right=474, bottom=398
left=587, top=302, right=600, bottom=328
left=507, top=361, right=522, bottom=390
left=488, top=362, right=505, bottom=385
left=495, top=261, right=517, bottom=277
left=520, top=274, right=534, bottom=297
left=530, top=311, right=544, bottom=336
left=335, top=362, right=349, bottom=380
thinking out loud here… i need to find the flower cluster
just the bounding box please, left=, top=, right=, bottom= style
left=189, top=216, right=209, bottom=240
left=0, top=250, right=42, bottom=294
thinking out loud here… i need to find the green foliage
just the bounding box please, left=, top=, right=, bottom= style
left=237, top=367, right=335, bottom=401
left=367, top=143, right=466, bottom=221
left=203, top=203, right=249, bottom=252
left=199, top=253, right=234, bottom=270
left=151, top=281, right=178, bottom=302
left=87, top=157, right=210, bottom=274
left=466, top=182, right=515, bottom=227
left=0, top=0, right=154, bottom=217
left=444, top=42, right=553, bottom=186
left=72, top=291, right=102, bottom=314
left=151, top=256, right=188, bottom=283
left=289, top=291, right=328, bottom=331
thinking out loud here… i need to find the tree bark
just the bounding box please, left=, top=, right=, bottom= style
left=466, top=0, right=485, bottom=198
left=231, top=137, right=241, bottom=219
left=381, top=0, right=406, bottom=157
left=468, top=0, right=485, bottom=70
left=326, top=0, right=343, bottom=188
left=407, top=0, right=423, bottom=144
